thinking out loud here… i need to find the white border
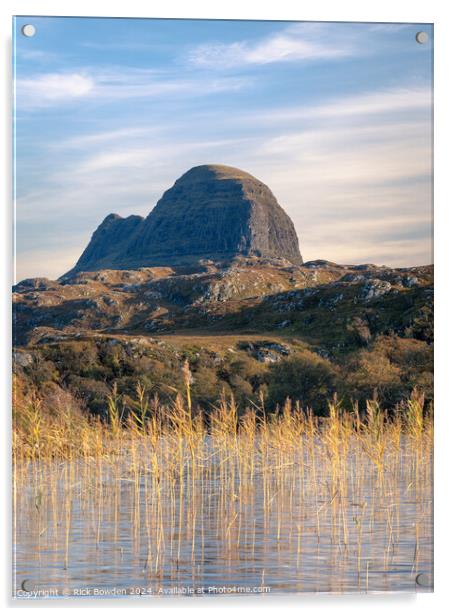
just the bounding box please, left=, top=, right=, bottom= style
left=1, top=1, right=450, bottom=614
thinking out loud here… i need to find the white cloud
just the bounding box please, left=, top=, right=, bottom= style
left=91, top=70, right=246, bottom=100
left=253, top=87, right=432, bottom=125
left=77, top=148, right=158, bottom=173
left=56, top=127, right=159, bottom=149
left=58, top=137, right=251, bottom=176
left=16, top=73, right=95, bottom=105
left=258, top=122, right=431, bottom=185
left=15, top=83, right=433, bottom=276
left=15, top=135, right=254, bottom=226
left=188, top=27, right=352, bottom=68
left=16, top=48, right=58, bottom=62
left=15, top=68, right=249, bottom=109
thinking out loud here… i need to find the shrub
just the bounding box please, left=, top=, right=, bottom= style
left=66, top=376, right=111, bottom=417
left=266, top=352, right=339, bottom=414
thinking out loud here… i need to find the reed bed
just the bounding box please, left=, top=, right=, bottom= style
left=13, top=382, right=433, bottom=594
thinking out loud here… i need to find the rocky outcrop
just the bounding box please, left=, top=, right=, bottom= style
left=64, top=164, right=302, bottom=276
left=359, top=279, right=392, bottom=302
left=13, top=258, right=433, bottom=347
left=65, top=213, right=144, bottom=277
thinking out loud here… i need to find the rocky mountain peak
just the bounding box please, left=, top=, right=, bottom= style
left=175, top=163, right=259, bottom=184
left=64, top=164, right=302, bottom=277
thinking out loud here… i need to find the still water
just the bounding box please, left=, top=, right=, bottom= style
left=13, top=437, right=433, bottom=598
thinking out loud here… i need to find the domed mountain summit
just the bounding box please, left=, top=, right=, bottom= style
left=65, top=164, right=303, bottom=276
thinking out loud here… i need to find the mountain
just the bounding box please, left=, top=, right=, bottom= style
left=70, top=213, right=144, bottom=274
left=13, top=164, right=433, bottom=415
left=64, top=164, right=302, bottom=276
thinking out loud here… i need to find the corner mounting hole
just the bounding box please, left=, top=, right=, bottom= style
left=415, top=31, right=428, bottom=44
left=415, top=572, right=430, bottom=587
left=21, top=24, right=36, bottom=38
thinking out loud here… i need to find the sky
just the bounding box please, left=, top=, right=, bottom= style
left=13, top=17, right=433, bottom=281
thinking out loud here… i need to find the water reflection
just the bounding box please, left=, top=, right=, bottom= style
left=13, top=437, right=433, bottom=597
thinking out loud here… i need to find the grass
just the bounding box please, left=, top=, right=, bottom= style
left=13, top=377, right=432, bottom=465
left=12, top=378, right=433, bottom=592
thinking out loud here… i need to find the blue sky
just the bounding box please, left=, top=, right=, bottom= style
left=13, top=17, right=433, bottom=280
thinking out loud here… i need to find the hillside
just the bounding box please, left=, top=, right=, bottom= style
left=13, top=257, right=433, bottom=416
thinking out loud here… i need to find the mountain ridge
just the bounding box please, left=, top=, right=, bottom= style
left=64, top=164, right=303, bottom=277
left=13, top=257, right=433, bottom=414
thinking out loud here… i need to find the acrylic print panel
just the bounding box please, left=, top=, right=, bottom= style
left=12, top=16, right=433, bottom=598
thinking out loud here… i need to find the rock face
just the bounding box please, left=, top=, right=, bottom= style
left=73, top=214, right=144, bottom=273
left=65, top=164, right=302, bottom=276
